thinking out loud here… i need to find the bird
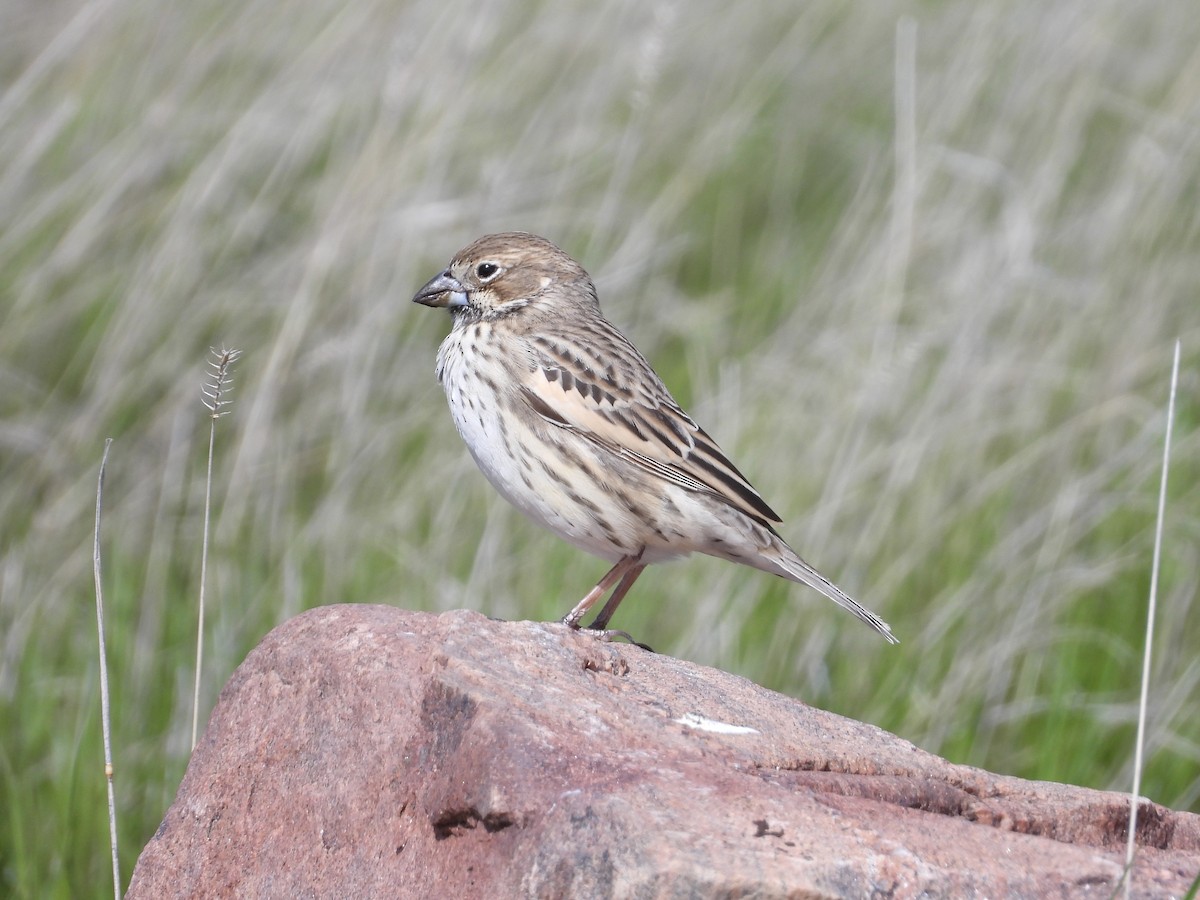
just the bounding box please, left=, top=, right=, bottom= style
left=412, top=232, right=897, bottom=645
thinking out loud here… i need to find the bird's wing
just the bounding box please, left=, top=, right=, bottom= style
left=519, top=325, right=782, bottom=528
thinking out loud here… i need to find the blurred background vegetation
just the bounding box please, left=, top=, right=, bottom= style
left=2, top=0, right=1198, bottom=894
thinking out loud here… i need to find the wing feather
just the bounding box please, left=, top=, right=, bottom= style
left=520, top=325, right=782, bottom=527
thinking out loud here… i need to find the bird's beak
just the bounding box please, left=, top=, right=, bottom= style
left=412, top=271, right=468, bottom=308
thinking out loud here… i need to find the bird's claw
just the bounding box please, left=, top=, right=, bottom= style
left=580, top=625, right=654, bottom=653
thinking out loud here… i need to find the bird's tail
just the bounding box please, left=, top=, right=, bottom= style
left=767, top=543, right=898, bottom=644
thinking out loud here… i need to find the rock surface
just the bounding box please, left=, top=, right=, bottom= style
left=127, top=605, right=1200, bottom=898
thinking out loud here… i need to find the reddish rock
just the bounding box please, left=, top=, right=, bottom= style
left=127, top=606, right=1200, bottom=898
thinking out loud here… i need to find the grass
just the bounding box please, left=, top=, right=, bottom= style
left=2, top=0, right=1198, bottom=894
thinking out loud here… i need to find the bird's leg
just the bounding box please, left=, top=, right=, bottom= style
left=585, top=561, right=652, bottom=650
left=587, top=563, right=646, bottom=631
left=559, top=552, right=652, bottom=651
left=561, top=555, right=641, bottom=630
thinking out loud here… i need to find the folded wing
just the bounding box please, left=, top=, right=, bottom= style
left=520, top=326, right=782, bottom=529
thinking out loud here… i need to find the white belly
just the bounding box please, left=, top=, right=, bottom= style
left=432, top=323, right=764, bottom=570
left=436, top=327, right=638, bottom=562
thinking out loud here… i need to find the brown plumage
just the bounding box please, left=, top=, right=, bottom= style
left=413, top=232, right=896, bottom=644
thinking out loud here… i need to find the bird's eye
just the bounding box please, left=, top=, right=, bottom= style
left=476, top=262, right=500, bottom=281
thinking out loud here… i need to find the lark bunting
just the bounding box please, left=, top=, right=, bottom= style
left=413, top=232, right=896, bottom=644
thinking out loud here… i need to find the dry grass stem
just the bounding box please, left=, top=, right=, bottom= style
left=192, top=348, right=242, bottom=751
left=1124, top=340, right=1182, bottom=897
left=92, top=438, right=121, bottom=899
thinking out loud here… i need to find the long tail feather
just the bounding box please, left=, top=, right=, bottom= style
left=768, top=545, right=898, bottom=644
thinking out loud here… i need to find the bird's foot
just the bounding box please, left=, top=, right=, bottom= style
left=561, top=614, right=653, bottom=652
left=579, top=624, right=654, bottom=653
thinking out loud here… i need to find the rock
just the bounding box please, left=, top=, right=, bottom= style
left=127, top=605, right=1200, bottom=898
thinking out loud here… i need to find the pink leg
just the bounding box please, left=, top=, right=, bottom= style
left=588, top=563, right=646, bottom=631
left=561, top=555, right=642, bottom=630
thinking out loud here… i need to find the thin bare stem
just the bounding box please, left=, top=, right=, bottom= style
left=1124, top=339, right=1180, bottom=897
left=93, top=438, right=120, bottom=899
left=877, top=15, right=917, bottom=364
left=193, top=348, right=241, bottom=750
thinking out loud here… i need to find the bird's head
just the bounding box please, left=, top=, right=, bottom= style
left=412, top=232, right=597, bottom=321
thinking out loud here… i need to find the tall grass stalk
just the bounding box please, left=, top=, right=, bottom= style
left=1124, top=340, right=1182, bottom=898
left=192, top=349, right=241, bottom=751
left=92, top=438, right=120, bottom=899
